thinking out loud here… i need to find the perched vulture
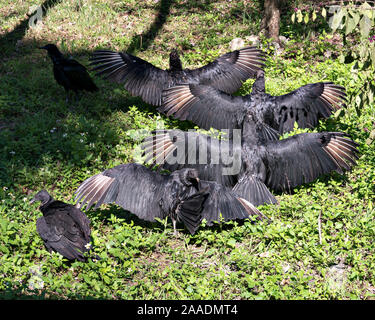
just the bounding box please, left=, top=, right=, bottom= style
left=142, top=126, right=359, bottom=207
left=30, top=190, right=93, bottom=262
left=74, top=163, right=267, bottom=235
left=159, top=70, right=346, bottom=136
left=40, top=44, right=98, bottom=103
left=89, top=46, right=266, bottom=106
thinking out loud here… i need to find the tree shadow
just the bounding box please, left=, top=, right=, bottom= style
left=124, top=0, right=175, bottom=54
left=169, top=0, right=214, bottom=14
left=0, top=0, right=182, bottom=193
left=0, top=0, right=62, bottom=58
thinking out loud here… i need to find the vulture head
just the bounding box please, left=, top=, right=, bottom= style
left=29, top=190, right=53, bottom=206
left=39, top=44, right=63, bottom=59
left=30, top=190, right=54, bottom=206
left=169, top=48, right=183, bottom=71
left=176, top=168, right=200, bottom=189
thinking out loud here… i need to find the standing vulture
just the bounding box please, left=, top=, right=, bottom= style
left=74, top=163, right=267, bottom=235
left=89, top=47, right=266, bottom=106
left=40, top=44, right=98, bottom=103
left=159, top=70, right=346, bottom=136
left=30, top=190, right=93, bottom=262
left=141, top=122, right=359, bottom=207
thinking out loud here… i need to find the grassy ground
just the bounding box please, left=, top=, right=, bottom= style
left=0, top=0, right=374, bottom=299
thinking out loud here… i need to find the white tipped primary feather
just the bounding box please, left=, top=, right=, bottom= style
left=85, top=175, right=115, bottom=210
left=237, top=197, right=269, bottom=220
left=77, top=174, right=111, bottom=206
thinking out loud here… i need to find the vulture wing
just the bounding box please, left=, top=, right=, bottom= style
left=90, top=50, right=169, bottom=105
left=261, top=132, right=359, bottom=192
left=198, top=180, right=269, bottom=224
left=89, top=47, right=265, bottom=106
left=160, top=84, right=247, bottom=131
left=141, top=129, right=242, bottom=187
left=37, top=202, right=91, bottom=261
left=75, top=163, right=170, bottom=222
left=160, top=84, right=280, bottom=141
left=182, top=46, right=266, bottom=93
left=262, top=82, right=346, bottom=134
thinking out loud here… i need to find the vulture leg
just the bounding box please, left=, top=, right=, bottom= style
left=172, top=218, right=178, bottom=237
left=65, top=90, right=70, bottom=105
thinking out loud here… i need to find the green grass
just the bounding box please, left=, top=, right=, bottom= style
left=0, top=0, right=374, bottom=299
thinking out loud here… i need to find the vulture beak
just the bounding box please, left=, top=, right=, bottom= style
left=192, top=177, right=200, bottom=190
left=38, top=45, right=47, bottom=50
left=256, top=70, right=264, bottom=78
left=29, top=197, right=36, bottom=204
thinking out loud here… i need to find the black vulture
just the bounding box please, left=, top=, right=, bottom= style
left=142, top=124, right=359, bottom=207
left=30, top=190, right=93, bottom=262
left=40, top=44, right=98, bottom=103
left=89, top=46, right=266, bottom=106
left=159, top=70, right=347, bottom=136
left=74, top=163, right=266, bottom=235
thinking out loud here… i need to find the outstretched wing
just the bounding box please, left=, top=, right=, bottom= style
left=261, top=132, right=359, bottom=192
left=160, top=84, right=280, bottom=141
left=141, top=129, right=241, bottom=187
left=90, top=50, right=170, bottom=105
left=160, top=84, right=247, bottom=131
left=263, top=82, right=346, bottom=134
left=183, top=46, right=266, bottom=93
left=89, top=47, right=265, bottom=106
left=74, top=163, right=168, bottom=221
left=198, top=180, right=269, bottom=224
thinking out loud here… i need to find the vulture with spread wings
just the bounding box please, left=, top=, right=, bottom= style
left=74, top=163, right=267, bottom=235
left=159, top=71, right=346, bottom=135
left=89, top=47, right=266, bottom=106
left=142, top=126, right=359, bottom=207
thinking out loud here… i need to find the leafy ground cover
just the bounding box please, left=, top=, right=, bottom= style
left=0, top=0, right=374, bottom=299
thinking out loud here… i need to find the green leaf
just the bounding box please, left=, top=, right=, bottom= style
left=291, top=12, right=295, bottom=23
left=366, top=129, right=375, bottom=145
left=359, top=43, right=368, bottom=59
left=297, top=10, right=303, bottom=23
left=345, top=16, right=358, bottom=35
left=355, top=94, right=362, bottom=107
left=331, top=8, right=344, bottom=31
left=312, top=10, right=317, bottom=22
left=361, top=2, right=373, bottom=18
left=227, top=238, right=236, bottom=248
left=304, top=12, right=309, bottom=24
left=338, top=54, right=345, bottom=63
left=321, top=7, right=327, bottom=18
left=371, top=47, right=375, bottom=68
left=359, top=15, right=371, bottom=39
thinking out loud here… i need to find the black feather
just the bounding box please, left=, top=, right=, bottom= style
left=142, top=129, right=359, bottom=206
left=31, top=190, right=94, bottom=262
left=74, top=163, right=264, bottom=235
left=159, top=75, right=347, bottom=138
left=40, top=44, right=98, bottom=101
left=89, top=46, right=265, bottom=106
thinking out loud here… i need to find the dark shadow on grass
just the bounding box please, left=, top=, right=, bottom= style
left=125, top=0, right=175, bottom=54
left=0, top=285, right=101, bottom=300
left=87, top=205, right=174, bottom=234
left=0, top=0, right=62, bottom=58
